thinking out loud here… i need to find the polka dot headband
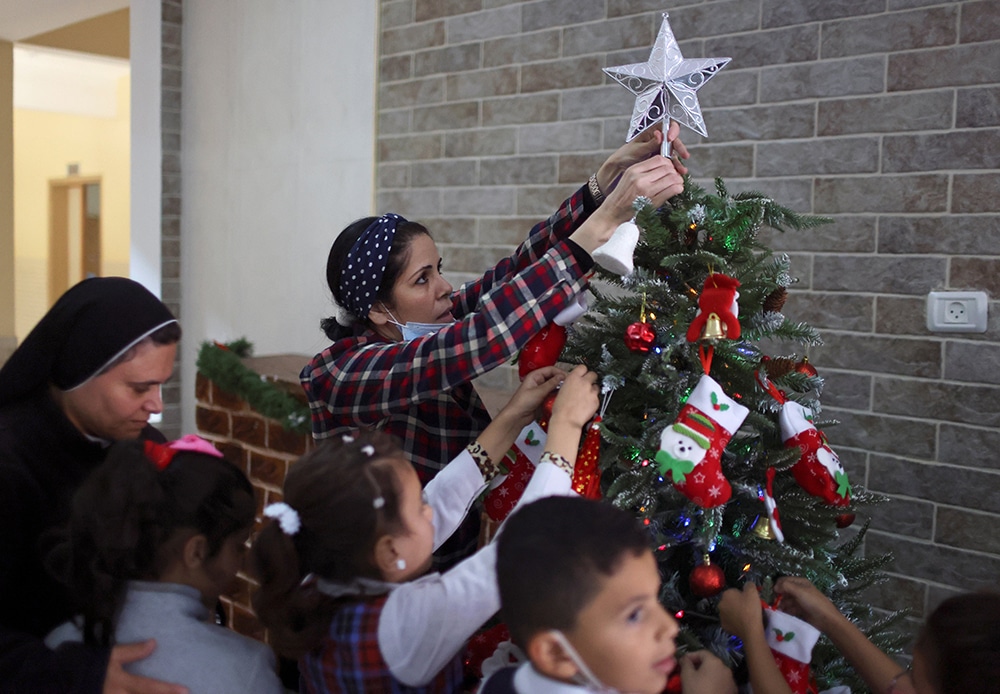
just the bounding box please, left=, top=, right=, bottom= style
left=339, top=213, right=408, bottom=320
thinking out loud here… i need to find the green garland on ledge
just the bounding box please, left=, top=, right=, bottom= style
left=196, top=338, right=311, bottom=434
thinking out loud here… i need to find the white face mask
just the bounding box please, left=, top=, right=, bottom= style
left=385, top=309, right=453, bottom=341
left=550, top=630, right=632, bottom=694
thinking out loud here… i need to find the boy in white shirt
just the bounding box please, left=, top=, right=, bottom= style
left=483, top=496, right=736, bottom=694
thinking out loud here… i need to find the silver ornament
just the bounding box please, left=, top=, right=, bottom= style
left=604, top=13, right=731, bottom=154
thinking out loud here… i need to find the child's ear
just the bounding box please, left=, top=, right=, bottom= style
left=372, top=533, right=400, bottom=580
left=182, top=534, right=210, bottom=570
left=527, top=632, right=580, bottom=682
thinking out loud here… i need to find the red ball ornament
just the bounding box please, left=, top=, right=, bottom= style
left=538, top=391, right=558, bottom=431
left=835, top=513, right=856, bottom=528
left=689, top=557, right=726, bottom=597
left=519, top=324, right=568, bottom=378
left=624, top=321, right=656, bottom=352
left=665, top=671, right=683, bottom=694
left=794, top=356, right=818, bottom=378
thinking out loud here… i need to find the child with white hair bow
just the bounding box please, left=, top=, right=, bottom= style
left=251, top=366, right=600, bottom=693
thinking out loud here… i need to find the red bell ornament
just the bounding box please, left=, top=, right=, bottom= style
left=518, top=323, right=567, bottom=378
left=689, top=554, right=726, bottom=597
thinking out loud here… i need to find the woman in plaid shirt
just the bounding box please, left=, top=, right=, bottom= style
left=301, top=124, right=688, bottom=564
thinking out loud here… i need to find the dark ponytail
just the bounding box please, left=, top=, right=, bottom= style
left=915, top=591, right=1000, bottom=694
left=249, top=431, right=407, bottom=658
left=321, top=217, right=432, bottom=341
left=50, top=440, right=254, bottom=647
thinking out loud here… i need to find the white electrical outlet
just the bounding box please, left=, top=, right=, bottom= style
left=926, top=291, right=988, bottom=333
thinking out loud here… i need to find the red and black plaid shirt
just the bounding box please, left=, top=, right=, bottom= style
left=301, top=185, right=596, bottom=484
left=300, top=594, right=464, bottom=694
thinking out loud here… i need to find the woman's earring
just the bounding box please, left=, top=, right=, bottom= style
left=395, top=558, right=407, bottom=571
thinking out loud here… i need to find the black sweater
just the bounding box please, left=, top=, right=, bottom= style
left=0, top=390, right=163, bottom=693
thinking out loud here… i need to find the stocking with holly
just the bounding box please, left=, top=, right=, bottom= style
left=656, top=372, right=748, bottom=508
left=484, top=423, right=546, bottom=523
left=765, top=606, right=821, bottom=694
left=757, top=371, right=851, bottom=508
left=780, top=400, right=851, bottom=507
left=485, top=293, right=600, bottom=523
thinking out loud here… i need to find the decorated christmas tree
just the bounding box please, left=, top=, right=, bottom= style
left=564, top=176, right=909, bottom=692
left=558, top=13, right=907, bottom=694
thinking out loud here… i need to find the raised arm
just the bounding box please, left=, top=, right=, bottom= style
left=452, top=121, right=689, bottom=316
left=378, top=457, right=576, bottom=686
left=774, top=577, right=911, bottom=694
left=718, top=585, right=793, bottom=694
left=424, top=367, right=566, bottom=548
left=303, top=245, right=589, bottom=426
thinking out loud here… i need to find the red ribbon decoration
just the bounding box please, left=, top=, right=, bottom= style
left=754, top=369, right=786, bottom=404
left=143, top=440, right=178, bottom=471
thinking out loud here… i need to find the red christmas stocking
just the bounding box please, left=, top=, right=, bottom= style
left=780, top=400, right=851, bottom=506
left=656, top=374, right=748, bottom=508
left=485, top=422, right=547, bottom=523
left=571, top=416, right=603, bottom=499
left=764, top=606, right=821, bottom=694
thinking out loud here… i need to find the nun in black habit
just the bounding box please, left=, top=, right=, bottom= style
left=0, top=277, right=184, bottom=694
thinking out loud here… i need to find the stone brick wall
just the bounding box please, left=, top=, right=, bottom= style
left=195, top=369, right=312, bottom=642
left=376, top=0, right=1000, bottom=620
left=160, top=0, right=183, bottom=438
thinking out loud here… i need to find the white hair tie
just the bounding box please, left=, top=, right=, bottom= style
left=264, top=502, right=301, bottom=536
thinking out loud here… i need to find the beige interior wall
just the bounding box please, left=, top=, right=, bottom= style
left=13, top=73, right=131, bottom=340
left=0, top=41, right=15, bottom=364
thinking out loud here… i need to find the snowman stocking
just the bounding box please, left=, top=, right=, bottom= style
left=780, top=401, right=851, bottom=507
left=765, top=606, right=821, bottom=694
left=656, top=373, right=748, bottom=508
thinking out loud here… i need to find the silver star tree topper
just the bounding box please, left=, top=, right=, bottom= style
left=604, top=13, right=731, bottom=157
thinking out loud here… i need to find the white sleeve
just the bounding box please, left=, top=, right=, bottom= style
left=379, top=461, right=572, bottom=687
left=424, top=448, right=488, bottom=550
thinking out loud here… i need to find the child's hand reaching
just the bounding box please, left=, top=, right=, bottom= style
left=501, top=366, right=567, bottom=430
left=719, top=583, right=765, bottom=641
left=679, top=650, right=737, bottom=694
left=476, top=366, right=566, bottom=466
left=720, top=583, right=795, bottom=694
left=544, top=365, right=599, bottom=466
left=773, top=576, right=844, bottom=633
left=550, top=365, right=599, bottom=429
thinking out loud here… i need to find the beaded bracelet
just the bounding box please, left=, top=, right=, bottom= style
left=466, top=441, right=499, bottom=481
left=588, top=173, right=605, bottom=205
